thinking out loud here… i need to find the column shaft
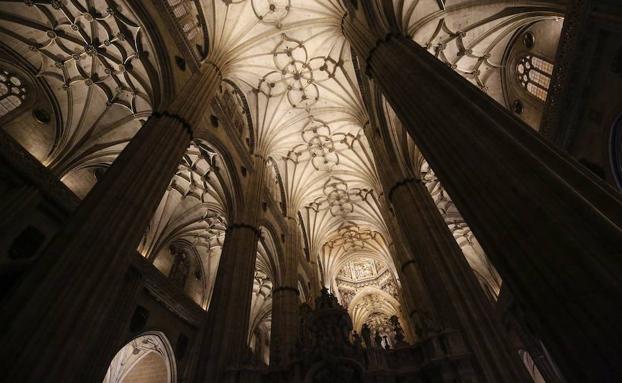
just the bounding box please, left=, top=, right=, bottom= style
left=362, top=34, right=622, bottom=381
left=390, top=178, right=530, bottom=382
left=364, top=123, right=527, bottom=382
left=0, top=63, right=221, bottom=383
left=269, top=217, right=301, bottom=367
left=194, top=156, right=266, bottom=382
left=0, top=113, right=191, bottom=382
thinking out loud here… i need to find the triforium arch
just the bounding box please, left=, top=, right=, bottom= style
left=1, top=1, right=621, bottom=383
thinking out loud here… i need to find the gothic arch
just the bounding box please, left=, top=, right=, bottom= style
left=222, top=79, right=256, bottom=153
left=257, top=224, right=283, bottom=286
left=266, top=156, right=287, bottom=216
left=0, top=48, right=61, bottom=162
left=610, top=113, right=622, bottom=190
left=121, top=0, right=174, bottom=109
left=347, top=286, right=402, bottom=333
left=103, top=331, right=177, bottom=383
left=193, top=137, right=241, bottom=222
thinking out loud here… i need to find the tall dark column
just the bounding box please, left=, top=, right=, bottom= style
left=364, top=126, right=529, bottom=382
left=391, top=176, right=530, bottom=382
left=0, top=64, right=221, bottom=383
left=344, top=12, right=622, bottom=381
left=270, top=216, right=301, bottom=367
left=194, top=155, right=266, bottom=382
left=389, top=239, right=438, bottom=340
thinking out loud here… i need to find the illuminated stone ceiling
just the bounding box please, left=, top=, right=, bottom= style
left=0, top=0, right=562, bottom=312
left=194, top=0, right=563, bottom=290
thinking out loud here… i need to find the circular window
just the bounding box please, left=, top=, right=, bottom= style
left=523, top=32, right=536, bottom=49
left=512, top=100, right=524, bottom=114
left=33, top=108, right=51, bottom=124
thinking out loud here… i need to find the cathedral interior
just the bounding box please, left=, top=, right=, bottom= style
left=0, top=0, right=621, bottom=382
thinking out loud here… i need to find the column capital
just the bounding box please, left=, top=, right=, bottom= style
left=227, top=222, right=261, bottom=237
left=400, top=259, right=418, bottom=273
left=151, top=111, right=193, bottom=137
left=204, top=60, right=224, bottom=81
left=387, top=176, right=420, bottom=202
left=363, top=32, right=408, bottom=78
left=272, top=285, right=299, bottom=296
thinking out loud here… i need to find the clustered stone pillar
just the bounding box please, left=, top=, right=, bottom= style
left=194, top=155, right=267, bottom=383
left=269, top=216, right=302, bottom=368
left=363, top=125, right=529, bottom=382
left=391, top=175, right=530, bottom=382
left=388, top=239, right=438, bottom=340
left=362, top=127, right=441, bottom=341
left=344, top=8, right=622, bottom=381
left=0, top=63, right=222, bottom=383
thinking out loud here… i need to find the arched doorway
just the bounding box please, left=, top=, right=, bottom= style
left=103, top=331, right=177, bottom=383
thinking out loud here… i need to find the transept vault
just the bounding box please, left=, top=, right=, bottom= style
left=0, top=0, right=620, bottom=382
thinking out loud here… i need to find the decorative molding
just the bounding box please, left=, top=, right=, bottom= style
left=131, top=254, right=205, bottom=327
left=272, top=285, right=299, bottom=296
left=227, top=222, right=262, bottom=236
left=387, top=177, right=419, bottom=202
left=152, top=111, right=194, bottom=136
left=365, top=32, right=404, bottom=78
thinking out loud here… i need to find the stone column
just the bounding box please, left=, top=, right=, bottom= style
left=269, top=216, right=301, bottom=368
left=391, top=176, right=530, bottom=382
left=389, top=240, right=438, bottom=340
left=344, top=12, right=622, bottom=381
left=363, top=125, right=528, bottom=382
left=194, top=155, right=267, bottom=382
left=363, top=126, right=440, bottom=340
left=0, top=63, right=222, bottom=383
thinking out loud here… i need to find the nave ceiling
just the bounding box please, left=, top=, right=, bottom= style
left=0, top=0, right=564, bottom=337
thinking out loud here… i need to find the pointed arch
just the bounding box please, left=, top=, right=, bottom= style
left=103, top=331, right=177, bottom=383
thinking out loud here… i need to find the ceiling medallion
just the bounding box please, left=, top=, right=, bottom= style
left=306, top=177, right=369, bottom=218
left=286, top=119, right=353, bottom=170
left=326, top=222, right=376, bottom=252
left=251, top=0, right=291, bottom=27
left=257, top=34, right=319, bottom=108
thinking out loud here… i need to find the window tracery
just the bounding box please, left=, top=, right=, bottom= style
left=0, top=70, right=27, bottom=117
left=165, top=0, right=206, bottom=58
left=516, top=55, right=554, bottom=102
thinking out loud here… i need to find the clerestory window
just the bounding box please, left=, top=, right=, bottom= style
left=0, top=70, right=26, bottom=117
left=516, top=55, right=554, bottom=102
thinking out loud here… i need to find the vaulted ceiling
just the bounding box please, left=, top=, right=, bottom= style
left=0, top=0, right=563, bottom=312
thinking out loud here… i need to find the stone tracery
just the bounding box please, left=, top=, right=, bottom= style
left=0, top=0, right=598, bottom=382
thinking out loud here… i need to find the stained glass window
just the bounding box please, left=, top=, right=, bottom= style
left=0, top=70, right=26, bottom=117
left=516, top=55, right=554, bottom=102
